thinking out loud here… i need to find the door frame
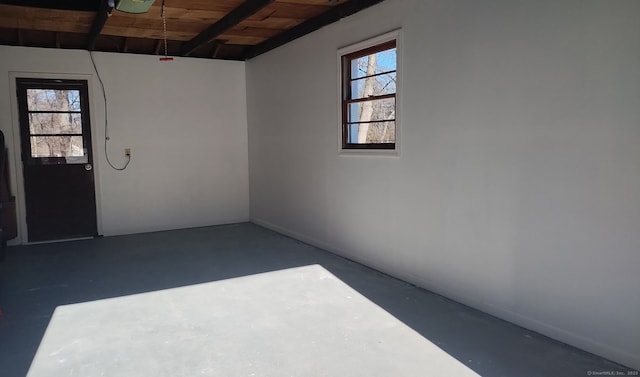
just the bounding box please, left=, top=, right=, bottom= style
left=8, top=72, right=104, bottom=244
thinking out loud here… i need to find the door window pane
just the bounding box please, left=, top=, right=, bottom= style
left=29, top=113, right=82, bottom=134
left=26, top=89, right=82, bottom=111
left=30, top=136, right=85, bottom=158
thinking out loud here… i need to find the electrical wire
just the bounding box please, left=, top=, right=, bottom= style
left=89, top=50, right=130, bottom=171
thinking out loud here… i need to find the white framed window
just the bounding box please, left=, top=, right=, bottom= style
left=338, top=30, right=401, bottom=154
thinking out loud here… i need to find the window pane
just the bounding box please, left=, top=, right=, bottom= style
left=29, top=112, right=82, bottom=134
left=30, top=136, right=85, bottom=158
left=346, top=121, right=396, bottom=144
left=350, top=72, right=396, bottom=100
left=350, top=48, right=396, bottom=79
left=27, top=89, right=81, bottom=111
left=348, top=97, right=396, bottom=123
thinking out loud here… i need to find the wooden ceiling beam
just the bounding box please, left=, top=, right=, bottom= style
left=87, top=0, right=113, bottom=50
left=180, top=0, right=275, bottom=56
left=244, top=0, right=386, bottom=59
left=0, top=0, right=99, bottom=12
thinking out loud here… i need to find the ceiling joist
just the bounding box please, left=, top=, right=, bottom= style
left=180, top=0, right=275, bottom=56
left=244, top=0, right=385, bottom=59
left=86, top=0, right=113, bottom=50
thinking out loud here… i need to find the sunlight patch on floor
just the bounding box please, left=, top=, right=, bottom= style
left=28, top=264, right=479, bottom=376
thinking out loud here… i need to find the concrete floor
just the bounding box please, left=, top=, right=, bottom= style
left=0, top=223, right=633, bottom=376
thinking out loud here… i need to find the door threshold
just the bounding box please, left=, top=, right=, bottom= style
left=25, top=236, right=98, bottom=245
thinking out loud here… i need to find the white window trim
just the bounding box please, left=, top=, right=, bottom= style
left=337, top=29, right=402, bottom=157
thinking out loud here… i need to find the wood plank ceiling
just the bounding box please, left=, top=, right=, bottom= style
left=0, top=0, right=385, bottom=60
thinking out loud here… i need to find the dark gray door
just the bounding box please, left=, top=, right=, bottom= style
left=16, top=78, right=98, bottom=242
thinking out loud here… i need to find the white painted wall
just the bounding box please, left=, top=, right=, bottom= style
left=0, top=46, right=249, bottom=239
left=247, top=0, right=640, bottom=370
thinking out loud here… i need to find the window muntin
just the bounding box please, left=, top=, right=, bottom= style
left=342, top=39, right=397, bottom=150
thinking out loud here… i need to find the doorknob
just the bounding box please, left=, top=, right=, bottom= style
left=84, top=164, right=93, bottom=171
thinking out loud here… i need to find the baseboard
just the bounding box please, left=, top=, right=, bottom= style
left=103, top=218, right=251, bottom=238
left=404, top=273, right=640, bottom=371
left=250, top=216, right=337, bottom=255
left=249, top=217, right=387, bottom=271
left=250, top=216, right=639, bottom=371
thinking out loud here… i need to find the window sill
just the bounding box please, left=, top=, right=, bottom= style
left=339, top=148, right=400, bottom=157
